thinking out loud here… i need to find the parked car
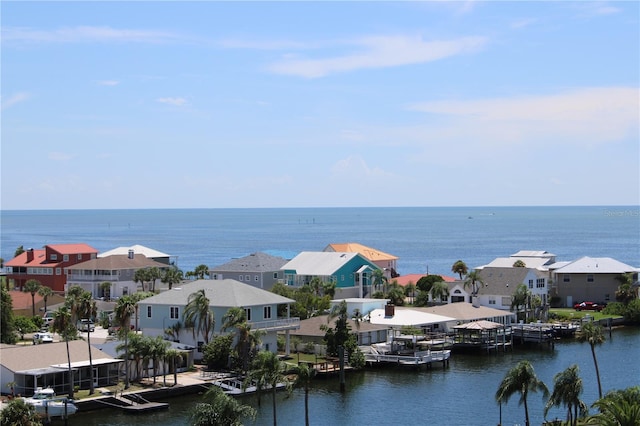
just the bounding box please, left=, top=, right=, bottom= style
left=42, top=311, right=55, bottom=328
left=33, top=332, right=54, bottom=343
left=77, top=319, right=95, bottom=332
left=574, top=301, right=605, bottom=312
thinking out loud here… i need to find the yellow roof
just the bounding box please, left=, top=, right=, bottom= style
left=326, top=243, right=398, bottom=261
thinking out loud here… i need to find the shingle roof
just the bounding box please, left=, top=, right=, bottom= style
left=282, top=252, right=361, bottom=275
left=211, top=252, right=288, bottom=273
left=5, top=249, right=47, bottom=267
left=369, top=308, right=455, bottom=327
left=324, top=243, right=398, bottom=261
left=5, top=244, right=98, bottom=267
left=415, top=303, right=515, bottom=321
left=65, top=254, right=169, bottom=271
left=1, top=340, right=115, bottom=373
left=290, top=315, right=387, bottom=338
left=138, top=279, right=294, bottom=308
left=553, top=256, right=638, bottom=274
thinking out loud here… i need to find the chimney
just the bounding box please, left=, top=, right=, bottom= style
left=385, top=303, right=395, bottom=317
left=26, top=248, right=34, bottom=263
left=128, top=249, right=134, bottom=259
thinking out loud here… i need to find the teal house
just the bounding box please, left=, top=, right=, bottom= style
left=137, top=279, right=299, bottom=361
left=281, top=251, right=380, bottom=299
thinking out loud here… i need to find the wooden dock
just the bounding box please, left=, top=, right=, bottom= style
left=365, top=349, right=451, bottom=369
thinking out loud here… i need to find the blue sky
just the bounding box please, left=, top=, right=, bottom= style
left=2, top=1, right=638, bottom=210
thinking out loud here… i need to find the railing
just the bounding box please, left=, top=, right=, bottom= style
left=251, top=317, right=300, bottom=331
left=67, top=274, right=120, bottom=282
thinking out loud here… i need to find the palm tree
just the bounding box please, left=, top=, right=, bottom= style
left=183, top=289, right=214, bottom=344
left=99, top=281, right=112, bottom=301
left=578, top=321, right=605, bottom=398
left=189, top=386, right=256, bottom=426
left=511, top=283, right=531, bottom=322
left=451, top=260, right=468, bottom=280
left=77, top=291, right=98, bottom=394
left=463, top=270, right=484, bottom=301
left=587, top=386, right=640, bottom=426
left=371, top=269, right=388, bottom=295
left=37, top=286, right=53, bottom=314
left=23, top=279, right=41, bottom=317
left=496, top=360, right=549, bottom=426
left=65, top=285, right=85, bottom=325
left=147, top=267, right=161, bottom=293
left=134, top=268, right=150, bottom=292
left=165, top=348, right=185, bottom=386
left=430, top=280, right=450, bottom=303
left=51, top=306, right=75, bottom=398
left=161, top=266, right=184, bottom=290
left=114, top=295, right=136, bottom=389
left=247, top=350, right=289, bottom=426
left=193, top=264, right=209, bottom=280
left=614, top=273, right=637, bottom=304
left=151, top=336, right=170, bottom=385
left=295, top=362, right=316, bottom=426
left=544, top=365, right=587, bottom=426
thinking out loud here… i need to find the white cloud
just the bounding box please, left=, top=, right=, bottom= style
left=97, top=80, right=119, bottom=86
left=156, top=97, right=188, bottom=106
left=268, top=35, right=488, bottom=78
left=1, top=92, right=31, bottom=110
left=2, top=26, right=183, bottom=44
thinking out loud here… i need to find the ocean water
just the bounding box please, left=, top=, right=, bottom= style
left=1, top=206, right=638, bottom=275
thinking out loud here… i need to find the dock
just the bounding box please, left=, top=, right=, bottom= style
left=364, top=347, right=451, bottom=369
left=91, top=393, right=169, bottom=413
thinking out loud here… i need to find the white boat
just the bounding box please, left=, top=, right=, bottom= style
left=23, top=387, right=78, bottom=418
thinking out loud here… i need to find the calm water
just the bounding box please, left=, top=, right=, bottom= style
left=65, top=327, right=639, bottom=426
left=1, top=206, right=638, bottom=276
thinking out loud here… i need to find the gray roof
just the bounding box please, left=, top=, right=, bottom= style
left=65, top=254, right=169, bottom=271
left=281, top=251, right=362, bottom=275
left=477, top=267, right=546, bottom=295
left=552, top=256, right=638, bottom=274
left=415, top=302, right=515, bottom=322
left=138, top=279, right=294, bottom=308
left=210, top=252, right=288, bottom=273
left=1, top=340, right=115, bottom=373
left=290, top=315, right=387, bottom=338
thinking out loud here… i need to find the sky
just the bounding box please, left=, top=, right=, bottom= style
left=1, top=1, right=639, bottom=210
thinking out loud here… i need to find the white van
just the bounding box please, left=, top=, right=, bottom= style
left=77, top=319, right=95, bottom=332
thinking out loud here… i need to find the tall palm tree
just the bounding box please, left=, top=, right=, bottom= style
left=165, top=348, right=185, bottom=386
left=578, top=321, right=605, bottom=398
left=496, top=360, right=549, bottom=426
left=23, top=279, right=41, bottom=317
left=463, top=270, right=484, bottom=301
left=295, top=362, right=316, bottom=426
left=151, top=336, right=170, bottom=385
left=77, top=291, right=98, bottom=394
left=161, top=266, right=184, bottom=290
left=134, top=268, right=151, bottom=292
left=189, top=386, right=256, bottom=426
left=430, top=280, right=449, bottom=303
left=511, top=283, right=531, bottom=322
left=544, top=364, right=587, bottom=426
left=37, top=286, right=53, bottom=314
left=451, top=260, right=468, bottom=280
left=371, top=269, right=388, bottom=295
left=65, top=285, right=85, bottom=325
left=193, top=264, right=209, bottom=280
left=114, top=295, right=136, bottom=389
left=183, top=289, right=214, bottom=345
left=51, top=306, right=75, bottom=398
left=247, top=350, right=289, bottom=426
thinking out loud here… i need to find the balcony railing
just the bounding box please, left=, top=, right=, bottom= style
left=66, top=274, right=120, bottom=282
left=251, top=317, right=300, bottom=332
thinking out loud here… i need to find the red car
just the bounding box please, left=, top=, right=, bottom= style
left=574, top=301, right=604, bottom=312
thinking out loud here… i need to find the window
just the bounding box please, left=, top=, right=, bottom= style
left=536, top=278, right=545, bottom=288
left=587, top=274, right=594, bottom=283
left=147, top=306, right=152, bottom=318
left=563, top=275, right=570, bottom=282
left=56, top=268, right=61, bottom=275
left=212, top=274, right=218, bottom=280
left=528, top=279, right=534, bottom=289
left=170, top=307, right=179, bottom=319
left=245, top=275, right=250, bottom=281
left=244, top=308, right=252, bottom=321
left=273, top=272, right=278, bottom=279
left=63, top=254, right=69, bottom=261
left=488, top=297, right=496, bottom=305
left=254, top=275, right=259, bottom=281
left=77, top=254, right=82, bottom=260
left=264, top=306, right=272, bottom=319
left=605, top=293, right=610, bottom=301
left=239, top=275, right=243, bottom=281
left=51, top=254, right=57, bottom=261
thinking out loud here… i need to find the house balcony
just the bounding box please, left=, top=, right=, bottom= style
left=252, top=317, right=300, bottom=332
left=66, top=274, right=121, bottom=282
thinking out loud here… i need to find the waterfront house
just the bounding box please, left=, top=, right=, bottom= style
left=5, top=244, right=99, bottom=292
left=209, top=252, right=289, bottom=290
left=98, top=245, right=173, bottom=266
left=288, top=315, right=389, bottom=349
left=65, top=253, right=170, bottom=299
left=417, top=302, right=517, bottom=327
left=368, top=304, right=456, bottom=333
left=281, top=251, right=380, bottom=299
left=549, top=256, right=639, bottom=307
left=324, top=243, right=399, bottom=279
left=0, top=341, right=122, bottom=397
left=136, top=279, right=300, bottom=361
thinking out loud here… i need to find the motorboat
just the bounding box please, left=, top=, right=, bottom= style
left=22, top=387, right=78, bottom=418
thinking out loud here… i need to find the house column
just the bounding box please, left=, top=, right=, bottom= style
left=285, top=305, right=291, bottom=355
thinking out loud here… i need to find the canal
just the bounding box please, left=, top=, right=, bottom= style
left=66, top=327, right=639, bottom=426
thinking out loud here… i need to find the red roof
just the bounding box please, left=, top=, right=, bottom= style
left=8, top=291, right=44, bottom=310
left=393, top=274, right=456, bottom=287
left=5, top=249, right=46, bottom=267
left=48, top=244, right=98, bottom=255
left=5, top=244, right=98, bottom=267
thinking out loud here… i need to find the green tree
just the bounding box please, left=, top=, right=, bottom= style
left=544, top=365, right=587, bottom=426
left=496, top=360, right=549, bottom=426
left=246, top=350, right=289, bottom=426
left=430, top=280, right=450, bottom=303
left=134, top=268, right=151, bottom=292
left=14, top=245, right=25, bottom=257
left=511, top=283, right=531, bottom=322
left=578, top=321, right=605, bottom=399
left=14, top=316, right=38, bottom=340
left=77, top=291, right=98, bottom=394
left=451, top=260, right=468, bottom=280
left=37, top=286, right=53, bottom=314
left=404, top=282, right=417, bottom=304
left=1, top=287, right=17, bottom=344
left=189, top=386, right=256, bottom=426
left=203, top=334, right=234, bottom=370
left=161, top=266, right=184, bottom=290
left=463, top=270, right=484, bottom=301
left=386, top=283, right=406, bottom=306
left=183, top=289, right=214, bottom=345
left=614, top=273, right=637, bottom=305
left=321, top=300, right=358, bottom=360
left=114, top=295, right=136, bottom=389
left=150, top=336, right=170, bottom=385
left=587, top=386, right=640, bottom=426
left=99, top=281, right=112, bottom=301
left=513, top=260, right=527, bottom=267
left=193, top=264, right=209, bottom=280
left=51, top=306, right=75, bottom=398
left=0, top=398, right=43, bottom=426
left=371, top=269, right=388, bottom=294
left=165, top=348, right=185, bottom=386
left=295, top=362, right=316, bottom=426
left=147, top=267, right=161, bottom=292
left=23, top=279, right=42, bottom=317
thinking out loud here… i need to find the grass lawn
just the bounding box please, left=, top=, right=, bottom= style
left=549, top=308, right=621, bottom=322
